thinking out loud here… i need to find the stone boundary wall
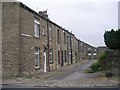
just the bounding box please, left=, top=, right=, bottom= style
left=105, top=50, right=120, bottom=75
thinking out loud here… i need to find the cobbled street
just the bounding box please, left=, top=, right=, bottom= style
left=2, top=60, right=119, bottom=88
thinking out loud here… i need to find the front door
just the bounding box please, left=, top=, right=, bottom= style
left=61, top=51, right=64, bottom=66
left=44, top=50, right=47, bottom=72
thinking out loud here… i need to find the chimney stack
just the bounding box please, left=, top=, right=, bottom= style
left=39, top=10, right=49, bottom=19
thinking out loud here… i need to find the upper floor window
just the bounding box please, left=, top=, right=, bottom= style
left=71, top=37, right=73, bottom=44
left=42, top=26, right=45, bottom=35
left=49, top=25, right=52, bottom=40
left=64, top=32, right=66, bottom=44
left=81, top=43, right=83, bottom=46
left=88, top=47, right=91, bottom=51
left=67, top=34, right=71, bottom=45
left=94, top=49, right=97, bottom=52
left=34, top=19, right=40, bottom=38
left=57, top=29, right=60, bottom=44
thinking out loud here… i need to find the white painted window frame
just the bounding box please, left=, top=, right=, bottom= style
left=34, top=19, right=40, bottom=38
left=42, top=26, right=45, bottom=35
left=49, top=27, right=52, bottom=40
left=35, top=48, right=40, bottom=68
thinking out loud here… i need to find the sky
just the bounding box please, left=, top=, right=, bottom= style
left=17, top=0, right=119, bottom=47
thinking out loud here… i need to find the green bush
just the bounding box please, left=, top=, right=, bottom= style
left=98, top=52, right=106, bottom=70
left=88, top=52, right=107, bottom=73
left=86, top=68, right=95, bottom=73
left=90, top=61, right=102, bottom=72
left=98, top=51, right=106, bottom=61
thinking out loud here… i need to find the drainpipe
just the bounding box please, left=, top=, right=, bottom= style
left=67, top=32, right=69, bottom=66
left=70, top=32, right=73, bottom=64
left=60, top=29, right=62, bottom=67
left=47, top=19, right=50, bottom=72
left=78, top=40, right=80, bottom=62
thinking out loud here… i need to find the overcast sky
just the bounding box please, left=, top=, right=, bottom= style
left=17, top=0, right=118, bottom=47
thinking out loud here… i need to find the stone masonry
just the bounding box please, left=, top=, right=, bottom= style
left=1, top=2, right=99, bottom=78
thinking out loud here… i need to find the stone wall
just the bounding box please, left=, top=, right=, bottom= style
left=19, top=6, right=35, bottom=76
left=105, top=50, right=120, bottom=69
left=2, top=2, right=99, bottom=78
left=2, top=2, right=20, bottom=78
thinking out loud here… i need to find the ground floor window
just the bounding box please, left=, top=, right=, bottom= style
left=61, top=51, right=64, bottom=66
left=93, top=53, right=97, bottom=59
left=35, top=48, right=40, bottom=68
left=58, top=51, right=60, bottom=65
left=69, top=52, right=71, bottom=62
left=65, top=51, right=67, bottom=62
left=88, top=53, right=92, bottom=59
left=50, top=49, right=53, bottom=64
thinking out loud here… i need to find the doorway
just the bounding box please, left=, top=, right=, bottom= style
left=44, top=49, right=47, bottom=72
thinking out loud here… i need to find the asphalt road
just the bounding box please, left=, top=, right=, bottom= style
left=51, top=59, right=100, bottom=80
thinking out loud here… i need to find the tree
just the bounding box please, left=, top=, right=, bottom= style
left=104, top=29, right=120, bottom=77
left=104, top=29, right=120, bottom=50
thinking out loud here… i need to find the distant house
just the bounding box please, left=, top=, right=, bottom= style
left=98, top=46, right=109, bottom=53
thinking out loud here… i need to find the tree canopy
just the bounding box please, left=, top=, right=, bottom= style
left=104, top=29, right=120, bottom=50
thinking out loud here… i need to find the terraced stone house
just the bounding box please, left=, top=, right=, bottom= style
left=1, top=2, right=98, bottom=78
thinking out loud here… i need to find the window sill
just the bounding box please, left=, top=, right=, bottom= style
left=50, top=62, right=54, bottom=64
left=35, top=66, right=40, bottom=69
left=34, top=36, right=40, bottom=39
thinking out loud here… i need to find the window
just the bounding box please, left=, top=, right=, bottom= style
left=94, top=49, right=97, bottom=52
left=50, top=49, right=53, bottom=64
left=88, top=53, right=92, bottom=56
left=93, top=53, right=96, bottom=56
left=64, top=51, right=67, bottom=62
left=35, top=48, right=40, bottom=68
left=81, top=43, right=83, bottom=46
left=69, top=53, right=71, bottom=62
left=57, top=29, right=60, bottom=44
left=71, top=37, right=73, bottom=43
left=42, top=26, right=45, bottom=35
left=58, top=51, right=60, bottom=64
left=88, top=47, right=91, bottom=51
left=61, top=51, right=64, bottom=66
left=67, top=34, right=70, bottom=45
left=64, top=32, right=66, bottom=44
left=49, top=25, right=52, bottom=40
left=34, top=19, right=40, bottom=38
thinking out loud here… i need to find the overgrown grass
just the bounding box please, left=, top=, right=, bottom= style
left=89, top=61, right=102, bottom=73
left=87, top=52, right=106, bottom=73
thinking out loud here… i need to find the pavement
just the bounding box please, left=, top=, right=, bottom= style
left=1, top=59, right=119, bottom=88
